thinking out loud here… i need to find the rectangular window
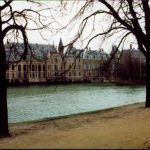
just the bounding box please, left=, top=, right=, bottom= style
left=33, top=72, right=35, bottom=78
left=83, top=64, right=86, bottom=70
left=48, top=65, right=51, bottom=70
left=89, top=72, right=91, bottom=76
left=35, top=65, right=37, bottom=71
left=23, top=65, right=26, bottom=71
left=55, top=58, right=58, bottom=63
left=12, top=65, right=14, bottom=70
left=43, top=65, right=45, bottom=71
left=38, top=65, right=41, bottom=71
left=54, top=65, right=58, bottom=71
left=29, top=65, right=32, bottom=71
left=18, top=65, right=21, bottom=71
left=12, top=73, right=14, bottom=79
left=32, top=65, right=34, bottom=71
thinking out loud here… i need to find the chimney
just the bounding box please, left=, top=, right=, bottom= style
left=130, top=44, right=132, bottom=51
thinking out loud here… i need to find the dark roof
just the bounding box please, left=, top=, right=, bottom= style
left=64, top=47, right=84, bottom=58
left=83, top=49, right=109, bottom=60
left=5, top=42, right=53, bottom=62
left=121, top=49, right=145, bottom=59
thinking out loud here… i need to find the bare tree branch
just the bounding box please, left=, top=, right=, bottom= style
left=0, top=0, right=13, bottom=11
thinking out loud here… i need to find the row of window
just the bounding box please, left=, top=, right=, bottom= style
left=9, top=62, right=99, bottom=72
left=9, top=64, right=46, bottom=72
left=29, top=72, right=45, bottom=79
left=47, top=64, right=82, bottom=71
left=83, top=64, right=100, bottom=70
left=83, top=71, right=100, bottom=76
left=6, top=72, right=45, bottom=79
left=47, top=71, right=81, bottom=77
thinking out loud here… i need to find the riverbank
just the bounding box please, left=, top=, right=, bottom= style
left=0, top=102, right=150, bottom=149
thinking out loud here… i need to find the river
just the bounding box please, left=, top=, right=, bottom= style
left=7, top=83, right=145, bottom=123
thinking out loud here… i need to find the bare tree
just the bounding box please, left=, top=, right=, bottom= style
left=118, top=49, right=146, bottom=82
left=58, top=0, right=150, bottom=107
left=0, top=0, right=51, bottom=137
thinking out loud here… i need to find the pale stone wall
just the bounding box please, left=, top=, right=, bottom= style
left=6, top=51, right=106, bottom=84
left=6, top=60, right=46, bottom=83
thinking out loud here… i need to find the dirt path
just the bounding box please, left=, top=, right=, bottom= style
left=0, top=103, right=150, bottom=149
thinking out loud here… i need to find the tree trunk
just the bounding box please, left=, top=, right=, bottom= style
left=0, top=40, right=10, bottom=137
left=145, top=53, right=150, bottom=107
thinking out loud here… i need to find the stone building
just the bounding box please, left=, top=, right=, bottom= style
left=109, top=44, right=146, bottom=81
left=63, top=46, right=83, bottom=82
left=46, top=43, right=64, bottom=82
left=83, top=48, right=109, bottom=82
left=5, top=40, right=109, bottom=84
left=119, top=45, right=146, bottom=80
left=6, top=43, right=48, bottom=84
left=6, top=58, right=47, bottom=84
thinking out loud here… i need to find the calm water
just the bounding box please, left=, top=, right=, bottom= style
left=7, top=83, right=145, bottom=123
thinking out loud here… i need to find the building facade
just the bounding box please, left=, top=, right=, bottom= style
left=83, top=48, right=109, bottom=82
left=6, top=41, right=109, bottom=84
left=109, top=44, right=146, bottom=81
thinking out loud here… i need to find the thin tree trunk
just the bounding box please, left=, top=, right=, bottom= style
left=145, top=53, right=150, bottom=107
left=0, top=67, right=9, bottom=136
left=0, top=39, right=10, bottom=137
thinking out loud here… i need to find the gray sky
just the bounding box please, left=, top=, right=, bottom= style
left=2, top=1, right=138, bottom=53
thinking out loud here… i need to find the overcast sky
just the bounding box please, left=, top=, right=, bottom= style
left=2, top=1, right=138, bottom=53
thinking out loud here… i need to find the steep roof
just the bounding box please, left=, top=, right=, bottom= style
left=58, top=38, right=64, bottom=54
left=64, top=47, right=84, bottom=58
left=121, top=49, right=145, bottom=59
left=5, top=42, right=54, bottom=62
left=83, top=49, right=109, bottom=60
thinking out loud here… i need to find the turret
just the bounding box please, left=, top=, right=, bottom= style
left=58, top=38, right=64, bottom=54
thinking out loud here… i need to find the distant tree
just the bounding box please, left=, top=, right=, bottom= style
left=0, top=0, right=51, bottom=137
left=59, top=0, right=150, bottom=107
left=119, top=50, right=134, bottom=80
left=119, top=50, right=146, bottom=81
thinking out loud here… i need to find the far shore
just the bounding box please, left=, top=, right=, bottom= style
left=0, top=102, right=150, bottom=149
